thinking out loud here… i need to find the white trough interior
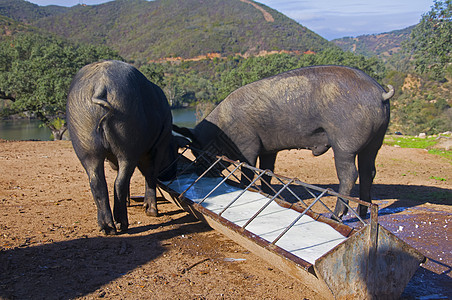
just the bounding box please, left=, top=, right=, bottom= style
left=166, top=173, right=347, bottom=264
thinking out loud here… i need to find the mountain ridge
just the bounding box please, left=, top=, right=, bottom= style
left=0, top=0, right=68, bottom=22
left=0, top=0, right=418, bottom=62
left=332, top=26, right=414, bottom=59
left=0, top=0, right=335, bottom=61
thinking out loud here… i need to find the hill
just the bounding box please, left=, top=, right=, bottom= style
left=332, top=26, right=414, bottom=60
left=0, top=0, right=67, bottom=23
left=0, top=14, right=39, bottom=40
left=25, top=0, right=334, bottom=62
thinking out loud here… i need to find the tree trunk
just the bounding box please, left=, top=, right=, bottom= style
left=52, top=126, right=67, bottom=141
left=34, top=112, right=67, bottom=141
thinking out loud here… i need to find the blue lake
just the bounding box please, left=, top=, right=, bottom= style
left=171, top=108, right=197, bottom=128
left=0, top=108, right=197, bottom=141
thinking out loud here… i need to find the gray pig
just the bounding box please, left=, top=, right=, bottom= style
left=67, top=60, right=176, bottom=235
left=173, top=65, right=393, bottom=219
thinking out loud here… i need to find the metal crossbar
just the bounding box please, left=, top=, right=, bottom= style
left=272, top=188, right=329, bottom=245
left=179, top=156, right=224, bottom=198
left=219, top=170, right=268, bottom=216
left=242, top=178, right=295, bottom=229
left=199, top=162, right=244, bottom=204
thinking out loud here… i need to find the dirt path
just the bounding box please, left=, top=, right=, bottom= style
left=239, top=0, right=274, bottom=22
left=0, top=140, right=451, bottom=299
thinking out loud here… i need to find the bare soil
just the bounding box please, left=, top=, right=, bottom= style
left=0, top=140, right=451, bottom=299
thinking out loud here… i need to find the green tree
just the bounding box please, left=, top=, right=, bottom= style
left=139, top=63, right=165, bottom=87
left=216, top=53, right=297, bottom=100
left=218, top=50, right=386, bottom=102
left=0, top=32, right=122, bottom=140
left=405, top=0, right=452, bottom=80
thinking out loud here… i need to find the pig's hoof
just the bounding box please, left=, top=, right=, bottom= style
left=358, top=205, right=369, bottom=219
left=332, top=205, right=348, bottom=222
left=145, top=208, right=158, bottom=217
left=146, top=209, right=158, bottom=217
left=115, top=222, right=129, bottom=233
left=100, top=226, right=117, bottom=236
left=331, top=214, right=342, bottom=222
left=144, top=203, right=158, bottom=217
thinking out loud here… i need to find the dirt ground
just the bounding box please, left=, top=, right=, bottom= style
left=0, top=140, right=451, bottom=299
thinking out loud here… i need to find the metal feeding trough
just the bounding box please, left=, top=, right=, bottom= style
left=157, top=147, right=425, bottom=299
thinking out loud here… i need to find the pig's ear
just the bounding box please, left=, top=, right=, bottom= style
left=173, top=124, right=196, bottom=141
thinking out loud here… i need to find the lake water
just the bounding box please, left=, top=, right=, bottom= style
left=0, top=108, right=197, bottom=141
left=0, top=119, right=52, bottom=141
left=172, top=108, right=197, bottom=128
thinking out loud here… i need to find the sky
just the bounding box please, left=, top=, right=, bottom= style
left=26, top=0, right=433, bottom=40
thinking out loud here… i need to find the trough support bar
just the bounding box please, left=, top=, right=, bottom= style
left=242, top=178, right=295, bottom=229
left=219, top=169, right=268, bottom=216
left=199, top=162, right=244, bottom=204
left=272, top=188, right=329, bottom=245
left=367, top=204, right=379, bottom=296
left=179, top=156, right=223, bottom=198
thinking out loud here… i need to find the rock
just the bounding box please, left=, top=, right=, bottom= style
left=436, top=135, right=451, bottom=140
left=419, top=133, right=427, bottom=138
left=433, top=138, right=452, bottom=151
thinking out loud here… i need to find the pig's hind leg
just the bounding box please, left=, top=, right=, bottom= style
left=112, top=159, right=136, bottom=232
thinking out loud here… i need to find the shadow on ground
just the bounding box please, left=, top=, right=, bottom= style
left=401, top=266, right=452, bottom=299
left=0, top=212, right=210, bottom=299
left=1, top=182, right=450, bottom=299
left=271, top=182, right=451, bottom=208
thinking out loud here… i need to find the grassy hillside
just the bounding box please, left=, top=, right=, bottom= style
left=30, top=0, right=334, bottom=61
left=0, top=14, right=39, bottom=40
left=333, top=26, right=414, bottom=60
left=0, top=0, right=67, bottom=23
left=384, top=70, right=452, bottom=135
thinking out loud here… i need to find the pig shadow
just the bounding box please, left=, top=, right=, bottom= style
left=0, top=210, right=210, bottom=299
left=401, top=263, right=452, bottom=299
left=352, top=248, right=452, bottom=299
left=270, top=182, right=451, bottom=212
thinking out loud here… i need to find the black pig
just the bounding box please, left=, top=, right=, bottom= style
left=67, top=60, right=176, bottom=235
left=174, top=65, right=393, bottom=219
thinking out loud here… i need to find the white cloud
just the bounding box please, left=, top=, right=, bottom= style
left=257, top=0, right=432, bottom=39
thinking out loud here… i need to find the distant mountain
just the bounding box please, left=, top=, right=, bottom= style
left=0, top=0, right=67, bottom=23
left=332, top=26, right=414, bottom=59
left=4, top=0, right=334, bottom=62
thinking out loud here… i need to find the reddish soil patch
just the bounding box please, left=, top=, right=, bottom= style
left=0, top=141, right=450, bottom=299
